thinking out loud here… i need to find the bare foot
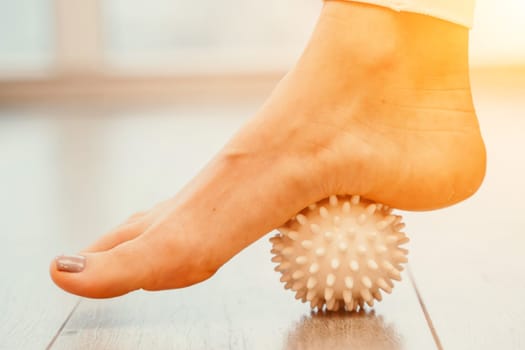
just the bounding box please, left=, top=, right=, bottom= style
left=50, top=1, right=486, bottom=298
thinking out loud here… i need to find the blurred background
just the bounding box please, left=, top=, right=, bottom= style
left=0, top=0, right=524, bottom=82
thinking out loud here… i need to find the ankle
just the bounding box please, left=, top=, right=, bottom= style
left=314, top=1, right=402, bottom=73
left=317, top=1, right=471, bottom=86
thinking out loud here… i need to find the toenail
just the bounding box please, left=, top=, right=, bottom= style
left=55, top=255, right=86, bottom=272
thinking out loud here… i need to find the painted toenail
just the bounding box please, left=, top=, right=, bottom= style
left=55, top=255, right=86, bottom=272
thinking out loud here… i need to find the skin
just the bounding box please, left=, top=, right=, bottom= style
left=50, top=1, right=486, bottom=298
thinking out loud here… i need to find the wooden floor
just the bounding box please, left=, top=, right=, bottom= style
left=1, top=69, right=524, bottom=349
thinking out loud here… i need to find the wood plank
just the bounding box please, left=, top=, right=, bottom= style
left=52, top=238, right=436, bottom=350
left=37, top=105, right=436, bottom=350
left=0, top=110, right=80, bottom=349
left=1, top=95, right=436, bottom=349
left=406, top=72, right=525, bottom=349
left=4, top=68, right=523, bottom=349
left=0, top=103, right=256, bottom=348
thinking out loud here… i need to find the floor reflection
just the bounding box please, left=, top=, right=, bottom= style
left=285, top=310, right=402, bottom=350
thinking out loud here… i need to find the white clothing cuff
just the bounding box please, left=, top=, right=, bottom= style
left=339, top=0, right=476, bottom=28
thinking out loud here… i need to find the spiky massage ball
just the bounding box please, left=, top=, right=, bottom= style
left=270, top=195, right=409, bottom=312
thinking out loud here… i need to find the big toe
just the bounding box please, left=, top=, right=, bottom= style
left=50, top=240, right=151, bottom=298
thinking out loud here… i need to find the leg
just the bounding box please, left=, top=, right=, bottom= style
left=50, top=0, right=486, bottom=298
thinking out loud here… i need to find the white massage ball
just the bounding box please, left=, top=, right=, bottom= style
left=270, top=195, right=409, bottom=312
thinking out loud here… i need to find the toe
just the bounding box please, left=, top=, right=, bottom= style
left=50, top=240, right=152, bottom=298
left=84, top=218, right=148, bottom=253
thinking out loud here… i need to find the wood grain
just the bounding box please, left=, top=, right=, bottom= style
left=5, top=68, right=523, bottom=349
left=51, top=239, right=436, bottom=350
left=0, top=104, right=434, bottom=349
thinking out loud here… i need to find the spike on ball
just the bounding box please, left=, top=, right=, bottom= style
left=270, top=194, right=409, bottom=312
